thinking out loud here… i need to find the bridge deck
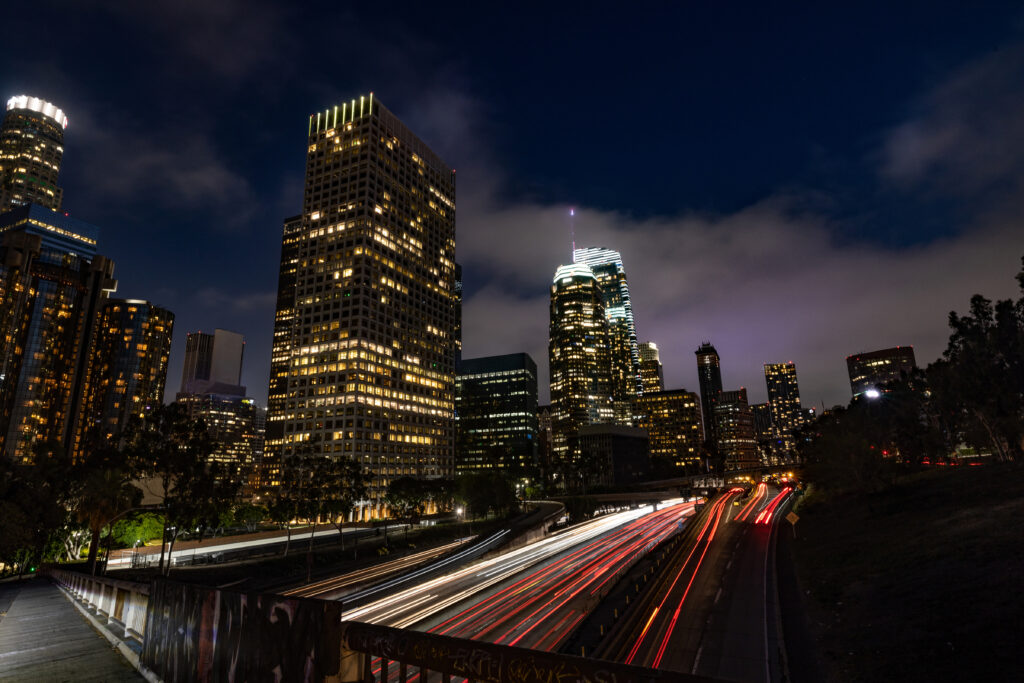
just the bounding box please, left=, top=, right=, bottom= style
left=0, top=579, right=142, bottom=682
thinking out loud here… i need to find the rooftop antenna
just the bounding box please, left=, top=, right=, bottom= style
left=569, top=207, right=577, bottom=261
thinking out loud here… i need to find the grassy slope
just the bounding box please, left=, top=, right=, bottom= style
left=793, top=464, right=1024, bottom=682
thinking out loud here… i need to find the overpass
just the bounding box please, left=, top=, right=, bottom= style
left=39, top=568, right=721, bottom=682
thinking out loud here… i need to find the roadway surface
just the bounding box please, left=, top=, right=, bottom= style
left=599, top=484, right=795, bottom=681
left=345, top=502, right=696, bottom=649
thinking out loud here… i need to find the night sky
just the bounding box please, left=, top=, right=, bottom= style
left=3, top=2, right=1023, bottom=409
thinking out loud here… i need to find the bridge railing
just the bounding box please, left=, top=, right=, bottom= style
left=48, top=568, right=149, bottom=643
left=44, top=569, right=712, bottom=682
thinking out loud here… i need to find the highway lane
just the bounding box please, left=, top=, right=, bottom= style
left=599, top=485, right=795, bottom=681
left=345, top=501, right=696, bottom=647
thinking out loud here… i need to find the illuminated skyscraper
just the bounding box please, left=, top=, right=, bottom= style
left=0, top=206, right=116, bottom=461
left=846, top=346, right=916, bottom=397
left=638, top=341, right=664, bottom=394
left=713, top=388, right=758, bottom=470
left=764, top=362, right=804, bottom=455
left=549, top=262, right=613, bottom=462
left=73, top=299, right=173, bottom=456
left=634, top=389, right=703, bottom=472
left=270, top=94, right=457, bottom=519
left=455, top=353, right=538, bottom=474
left=695, top=341, right=723, bottom=444
left=573, top=248, right=641, bottom=413
left=0, top=96, right=67, bottom=211
left=262, top=214, right=302, bottom=489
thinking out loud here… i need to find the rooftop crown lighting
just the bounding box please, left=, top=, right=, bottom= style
left=7, top=95, right=68, bottom=129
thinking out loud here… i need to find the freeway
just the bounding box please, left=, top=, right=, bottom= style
left=598, top=485, right=795, bottom=681
left=345, top=501, right=697, bottom=653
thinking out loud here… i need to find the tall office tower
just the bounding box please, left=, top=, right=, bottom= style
left=846, top=346, right=916, bottom=397
left=0, top=207, right=116, bottom=461
left=634, top=389, right=704, bottom=472
left=713, top=388, right=758, bottom=470
left=549, top=262, right=614, bottom=463
left=573, top=248, right=641, bottom=417
left=695, top=341, right=723, bottom=444
left=180, top=329, right=245, bottom=395
left=73, top=299, right=173, bottom=456
left=454, top=262, right=463, bottom=367
left=0, top=96, right=67, bottom=211
left=455, top=353, right=538, bottom=475
left=272, top=94, right=458, bottom=520
left=262, top=214, right=302, bottom=490
left=750, top=402, right=774, bottom=465
left=177, top=393, right=265, bottom=496
left=764, top=362, right=804, bottom=455
left=638, top=341, right=664, bottom=393
left=178, top=328, right=265, bottom=495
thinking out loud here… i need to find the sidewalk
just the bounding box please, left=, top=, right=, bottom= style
left=0, top=579, right=143, bottom=682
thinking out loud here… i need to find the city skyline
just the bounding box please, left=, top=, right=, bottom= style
left=3, top=3, right=1023, bottom=411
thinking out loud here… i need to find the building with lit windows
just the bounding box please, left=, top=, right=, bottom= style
left=846, top=346, right=916, bottom=397
left=634, top=389, right=703, bottom=472
left=262, top=214, right=302, bottom=489
left=73, top=299, right=173, bottom=457
left=0, top=207, right=116, bottom=462
left=638, top=341, right=664, bottom=394
left=0, top=95, right=67, bottom=211
left=178, top=329, right=263, bottom=494
left=764, top=362, right=804, bottom=455
left=269, top=94, right=458, bottom=520
left=713, top=388, right=758, bottom=470
left=549, top=262, right=613, bottom=464
left=455, top=353, right=538, bottom=475
left=177, top=392, right=265, bottom=495
left=695, top=341, right=723, bottom=444
left=751, top=402, right=774, bottom=465
left=573, top=247, right=641, bottom=418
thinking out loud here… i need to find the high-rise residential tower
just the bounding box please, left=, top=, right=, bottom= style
left=764, top=362, right=804, bottom=455
left=0, top=96, right=67, bottom=211
left=270, top=94, right=457, bottom=520
left=846, top=346, right=916, bottom=397
left=573, top=247, right=641, bottom=417
left=549, top=262, right=613, bottom=463
left=0, top=207, right=116, bottom=461
left=695, top=342, right=723, bottom=444
left=455, top=353, right=538, bottom=475
left=73, top=299, right=173, bottom=456
left=638, top=341, right=664, bottom=394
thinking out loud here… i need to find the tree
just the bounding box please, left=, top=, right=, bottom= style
left=111, top=512, right=165, bottom=547
left=938, top=259, right=1024, bottom=461
left=123, top=404, right=220, bottom=574
left=385, top=477, right=427, bottom=541
left=74, top=447, right=142, bottom=575
left=232, top=503, right=268, bottom=533
left=321, top=457, right=368, bottom=550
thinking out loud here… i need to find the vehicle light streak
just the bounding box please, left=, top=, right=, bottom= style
left=755, top=487, right=792, bottom=525
left=624, top=492, right=738, bottom=665
left=735, top=482, right=767, bottom=522
left=283, top=538, right=474, bottom=598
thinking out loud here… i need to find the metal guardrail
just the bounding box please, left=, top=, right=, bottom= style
left=44, top=564, right=714, bottom=682
left=47, top=568, right=149, bottom=643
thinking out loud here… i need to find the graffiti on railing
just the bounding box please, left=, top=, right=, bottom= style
left=141, top=579, right=345, bottom=683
